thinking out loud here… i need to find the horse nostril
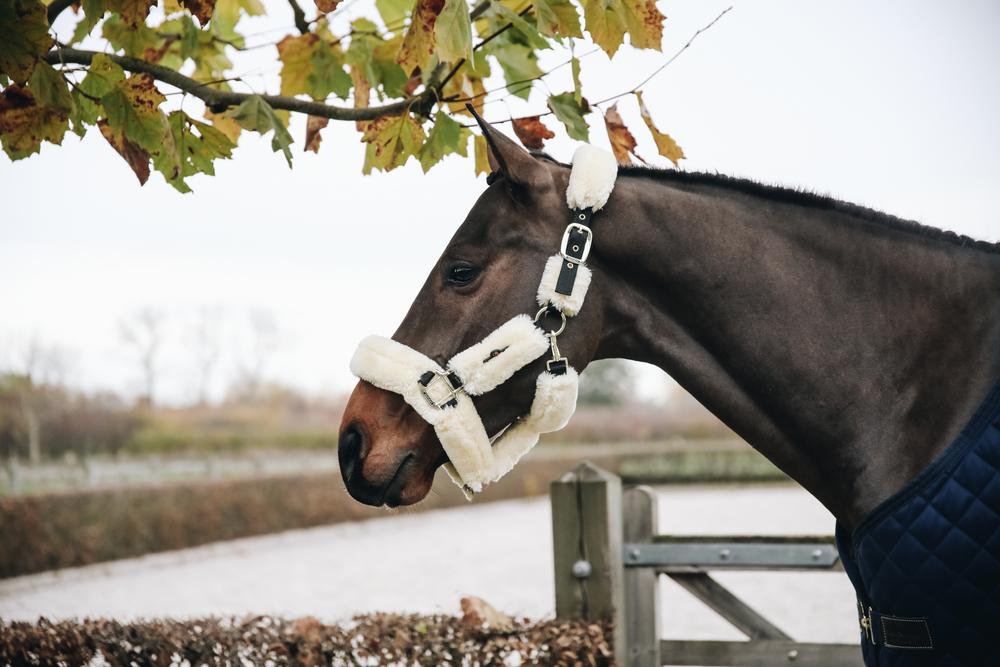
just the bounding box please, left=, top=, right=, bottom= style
left=338, top=423, right=365, bottom=482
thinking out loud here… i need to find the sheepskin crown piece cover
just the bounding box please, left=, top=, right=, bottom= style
left=349, top=144, right=618, bottom=496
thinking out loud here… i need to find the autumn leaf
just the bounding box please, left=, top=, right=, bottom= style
left=473, top=132, right=488, bottom=176
left=0, top=84, right=68, bottom=159
left=99, top=118, right=150, bottom=184
left=621, top=0, right=664, bottom=50
left=547, top=91, right=590, bottom=141
left=533, top=0, right=581, bottom=39
left=434, top=0, right=472, bottom=63
left=314, top=0, right=341, bottom=13
left=582, top=0, right=626, bottom=57
left=417, top=110, right=469, bottom=172
left=361, top=111, right=425, bottom=173
left=101, top=74, right=171, bottom=156
left=107, top=0, right=158, bottom=27
left=304, top=114, right=328, bottom=152
left=511, top=115, right=553, bottom=150
left=603, top=103, right=643, bottom=165
left=635, top=90, right=683, bottom=165
left=277, top=34, right=320, bottom=97
left=350, top=65, right=370, bottom=132
left=0, top=0, right=53, bottom=84
left=396, top=0, right=445, bottom=76
left=180, top=0, right=216, bottom=24
left=228, top=95, right=294, bottom=166
left=204, top=108, right=241, bottom=142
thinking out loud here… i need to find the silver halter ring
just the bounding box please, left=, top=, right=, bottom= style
left=534, top=305, right=567, bottom=336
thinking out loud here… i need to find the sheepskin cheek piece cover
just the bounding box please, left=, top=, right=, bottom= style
left=348, top=144, right=616, bottom=496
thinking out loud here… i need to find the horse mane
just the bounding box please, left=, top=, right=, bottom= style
left=617, top=165, right=1000, bottom=254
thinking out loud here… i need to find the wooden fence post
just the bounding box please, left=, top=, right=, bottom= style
left=623, top=486, right=661, bottom=667
left=551, top=461, right=626, bottom=664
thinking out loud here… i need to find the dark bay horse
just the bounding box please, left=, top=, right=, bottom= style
left=339, top=117, right=1000, bottom=528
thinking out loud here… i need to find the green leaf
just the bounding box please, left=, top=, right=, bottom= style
left=71, top=53, right=124, bottom=132
left=309, top=45, right=352, bottom=99
left=547, top=91, right=590, bottom=141
left=156, top=111, right=235, bottom=191
left=582, top=0, right=626, bottom=57
left=70, top=0, right=108, bottom=45
left=0, top=84, right=68, bottom=159
left=28, top=62, right=73, bottom=113
left=488, top=0, right=548, bottom=50
left=570, top=54, right=582, bottom=103
left=375, top=0, right=411, bottom=29
left=491, top=43, right=541, bottom=100
left=533, top=0, right=581, bottom=38
left=361, top=111, right=425, bottom=173
left=0, top=0, right=53, bottom=84
left=227, top=95, right=293, bottom=167
left=102, top=14, right=163, bottom=58
left=418, top=111, right=469, bottom=172
left=434, top=0, right=472, bottom=63
left=100, top=74, right=170, bottom=155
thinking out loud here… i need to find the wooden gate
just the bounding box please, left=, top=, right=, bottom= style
left=550, top=462, right=861, bottom=666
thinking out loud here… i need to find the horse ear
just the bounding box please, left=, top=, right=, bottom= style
left=466, top=104, right=548, bottom=189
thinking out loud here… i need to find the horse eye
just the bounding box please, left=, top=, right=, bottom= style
left=445, top=263, right=480, bottom=286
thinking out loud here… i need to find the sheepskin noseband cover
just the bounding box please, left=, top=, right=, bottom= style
left=349, top=144, right=616, bottom=496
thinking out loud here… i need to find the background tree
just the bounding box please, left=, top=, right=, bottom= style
left=577, top=358, right=634, bottom=406
left=189, top=305, right=223, bottom=406
left=0, top=0, right=725, bottom=189
left=119, top=307, right=165, bottom=407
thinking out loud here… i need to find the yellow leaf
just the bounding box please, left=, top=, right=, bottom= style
left=397, top=0, right=444, bottom=76
left=361, top=112, right=425, bottom=173
left=350, top=64, right=369, bottom=133
left=635, top=90, right=683, bottom=166
left=473, top=133, right=488, bottom=176
left=534, top=0, right=581, bottom=38
left=621, top=0, right=664, bottom=50
left=276, top=33, right=319, bottom=97
left=0, top=84, right=67, bottom=159
left=434, top=0, right=471, bottom=63
left=582, top=0, right=626, bottom=57
left=205, top=109, right=241, bottom=143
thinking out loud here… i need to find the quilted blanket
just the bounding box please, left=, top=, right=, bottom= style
left=836, top=379, right=1000, bottom=666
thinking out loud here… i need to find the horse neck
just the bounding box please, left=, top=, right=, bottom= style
left=591, top=172, right=1000, bottom=526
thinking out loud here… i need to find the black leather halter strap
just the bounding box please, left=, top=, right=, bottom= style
left=555, top=207, right=594, bottom=296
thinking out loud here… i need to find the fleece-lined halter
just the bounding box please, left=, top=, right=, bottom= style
left=350, top=145, right=617, bottom=497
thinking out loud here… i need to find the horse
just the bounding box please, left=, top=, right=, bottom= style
left=338, top=112, right=1000, bottom=666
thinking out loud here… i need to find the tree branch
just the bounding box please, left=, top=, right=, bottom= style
left=44, top=47, right=421, bottom=121
left=47, top=0, right=76, bottom=24
left=287, top=0, right=311, bottom=35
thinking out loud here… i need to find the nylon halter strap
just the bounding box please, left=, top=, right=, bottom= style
left=350, top=145, right=618, bottom=497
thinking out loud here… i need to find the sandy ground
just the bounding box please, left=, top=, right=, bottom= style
left=0, top=483, right=860, bottom=644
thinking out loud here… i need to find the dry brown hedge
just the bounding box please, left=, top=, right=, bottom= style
left=0, top=454, right=621, bottom=579
left=0, top=614, right=614, bottom=666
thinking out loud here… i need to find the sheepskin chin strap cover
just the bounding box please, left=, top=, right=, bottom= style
left=350, top=318, right=578, bottom=494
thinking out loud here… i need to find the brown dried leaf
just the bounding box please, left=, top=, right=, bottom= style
left=635, top=90, right=684, bottom=165
left=603, top=102, right=642, bottom=165
left=98, top=118, right=150, bottom=184
left=304, top=114, right=328, bottom=153
left=460, top=596, right=515, bottom=635
left=0, top=84, right=68, bottom=160
left=108, top=0, right=158, bottom=27
left=350, top=65, right=370, bottom=133
left=314, top=0, right=341, bottom=13
left=511, top=115, right=554, bottom=150
left=180, top=0, right=216, bottom=23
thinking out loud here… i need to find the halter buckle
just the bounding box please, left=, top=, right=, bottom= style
left=560, top=222, right=593, bottom=264
left=418, top=369, right=463, bottom=409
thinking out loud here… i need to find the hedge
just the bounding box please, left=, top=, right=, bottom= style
left=0, top=614, right=614, bottom=666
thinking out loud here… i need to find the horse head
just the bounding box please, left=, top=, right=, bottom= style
left=338, top=116, right=610, bottom=506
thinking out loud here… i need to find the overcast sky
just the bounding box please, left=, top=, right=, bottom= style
left=2, top=0, right=998, bottom=404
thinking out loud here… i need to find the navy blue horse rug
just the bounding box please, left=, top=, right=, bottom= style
left=836, top=380, right=1000, bottom=666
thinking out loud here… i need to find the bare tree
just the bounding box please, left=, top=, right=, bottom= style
left=230, top=309, right=280, bottom=402
left=119, top=308, right=165, bottom=408
left=189, top=306, right=223, bottom=406
left=7, top=337, right=68, bottom=464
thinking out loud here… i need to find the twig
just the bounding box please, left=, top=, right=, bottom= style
left=44, top=47, right=421, bottom=121
left=287, top=0, right=311, bottom=35
left=471, top=5, right=732, bottom=126
left=46, top=0, right=77, bottom=24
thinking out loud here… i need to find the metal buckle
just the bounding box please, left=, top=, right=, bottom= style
left=419, top=369, right=462, bottom=409
left=560, top=222, right=593, bottom=263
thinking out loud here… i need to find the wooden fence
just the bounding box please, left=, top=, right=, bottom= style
left=550, top=462, right=861, bottom=667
